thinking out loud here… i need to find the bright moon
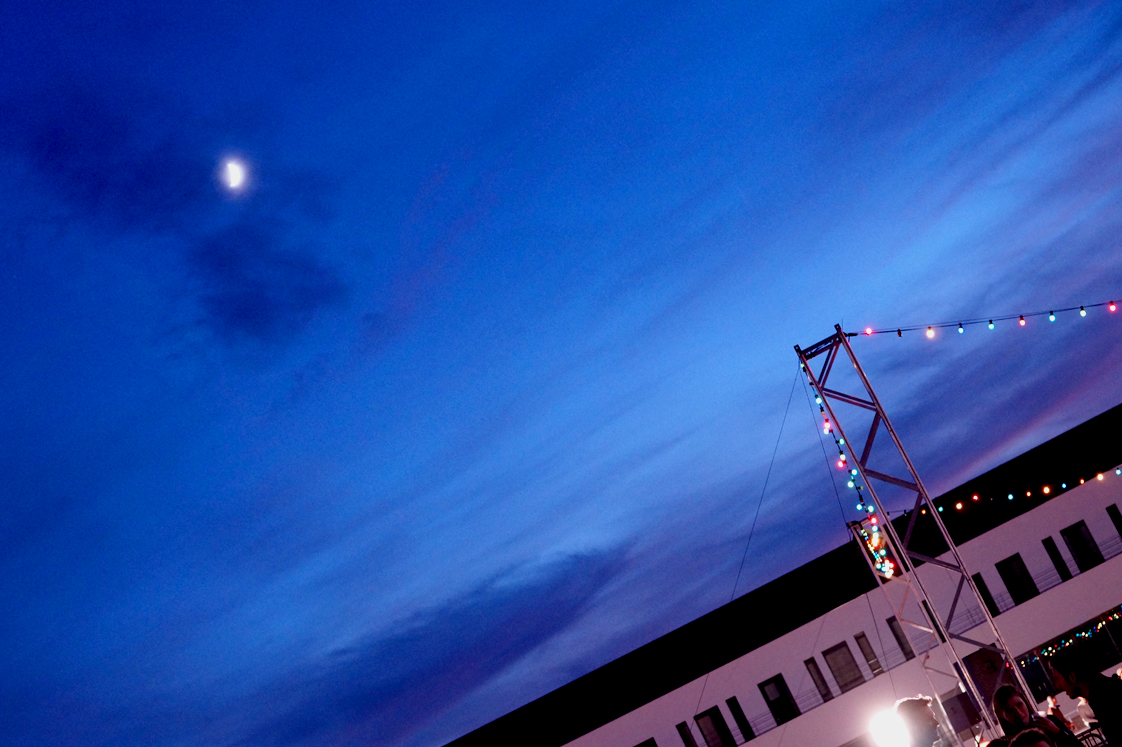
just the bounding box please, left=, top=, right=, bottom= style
left=223, top=159, right=246, bottom=190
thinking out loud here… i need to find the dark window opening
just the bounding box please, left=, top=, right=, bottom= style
left=887, top=616, right=915, bottom=660
left=695, top=707, right=734, bottom=747
left=823, top=641, right=865, bottom=693
left=1107, top=504, right=1122, bottom=539
left=854, top=632, right=883, bottom=676
left=1061, top=520, right=1104, bottom=572
left=677, top=722, right=699, bottom=747
left=726, top=696, right=754, bottom=742
left=805, top=657, right=833, bottom=702
left=922, top=600, right=947, bottom=642
left=972, top=573, right=1001, bottom=617
left=995, top=553, right=1039, bottom=605
left=1042, top=537, right=1072, bottom=581
left=758, top=674, right=799, bottom=725
left=634, top=740, right=658, bottom=747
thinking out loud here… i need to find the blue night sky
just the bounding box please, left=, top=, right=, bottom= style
left=3, top=2, right=1122, bottom=745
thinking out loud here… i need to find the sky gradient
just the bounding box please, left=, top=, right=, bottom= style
left=3, top=2, right=1122, bottom=745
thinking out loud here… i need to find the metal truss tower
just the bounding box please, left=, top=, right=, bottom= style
left=795, top=326, right=1034, bottom=740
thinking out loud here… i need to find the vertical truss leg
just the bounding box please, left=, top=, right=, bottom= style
left=796, top=325, right=1034, bottom=740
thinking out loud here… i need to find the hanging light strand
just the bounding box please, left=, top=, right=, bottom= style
left=857, top=298, right=1118, bottom=337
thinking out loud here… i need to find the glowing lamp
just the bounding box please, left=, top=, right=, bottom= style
left=1116, top=469, right=1120, bottom=475
left=926, top=327, right=934, bottom=338
left=1111, top=302, right=1117, bottom=312
left=1019, top=315, right=1026, bottom=326
left=1098, top=473, right=1104, bottom=481
left=958, top=323, right=964, bottom=334
left=1049, top=312, right=1056, bottom=322
left=1080, top=307, right=1087, bottom=317
left=870, top=710, right=910, bottom=747
left=1043, top=486, right=1050, bottom=494
left=848, top=480, right=855, bottom=488
left=955, top=502, right=963, bottom=509
left=1008, top=494, right=1014, bottom=500
left=938, top=506, right=944, bottom=512
left=988, top=320, right=995, bottom=329
left=972, top=494, right=979, bottom=501
left=865, top=327, right=873, bottom=335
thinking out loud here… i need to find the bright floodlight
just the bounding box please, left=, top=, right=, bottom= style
left=870, top=710, right=910, bottom=747
left=222, top=158, right=247, bottom=190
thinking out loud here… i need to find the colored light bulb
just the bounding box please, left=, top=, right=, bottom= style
left=988, top=320, right=995, bottom=329
left=958, top=324, right=964, bottom=334
left=1049, top=312, right=1056, bottom=322
left=1019, top=315, right=1026, bottom=326
left=865, top=327, right=873, bottom=335
left=926, top=327, right=934, bottom=338
left=1080, top=307, right=1087, bottom=317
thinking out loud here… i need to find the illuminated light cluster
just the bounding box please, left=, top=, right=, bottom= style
left=1022, top=606, right=1122, bottom=666
left=856, top=517, right=895, bottom=578
left=1043, top=486, right=1050, bottom=495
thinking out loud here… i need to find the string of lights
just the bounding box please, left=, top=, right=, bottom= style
left=855, top=298, right=1119, bottom=338
left=917, top=467, right=1122, bottom=516
left=1019, top=605, right=1122, bottom=666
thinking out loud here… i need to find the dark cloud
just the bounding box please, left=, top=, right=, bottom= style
left=242, top=550, right=626, bottom=746
left=189, top=223, right=345, bottom=343
left=0, top=81, right=214, bottom=234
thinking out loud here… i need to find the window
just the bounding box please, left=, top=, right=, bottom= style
left=972, top=573, right=1001, bottom=617
left=1042, top=537, right=1072, bottom=581
left=725, top=696, right=754, bottom=742
left=758, top=674, right=799, bottom=725
left=822, top=641, right=865, bottom=693
left=1108, top=504, right=1122, bottom=539
left=854, top=632, right=883, bottom=676
left=1060, top=520, right=1104, bottom=572
left=677, top=722, right=699, bottom=747
left=805, top=657, right=833, bottom=702
left=921, top=600, right=946, bottom=642
left=695, top=707, right=734, bottom=747
left=995, top=553, right=1039, bottom=605
left=887, top=616, right=914, bottom=660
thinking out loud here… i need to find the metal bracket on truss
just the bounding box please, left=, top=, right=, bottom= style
left=796, top=325, right=1034, bottom=739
